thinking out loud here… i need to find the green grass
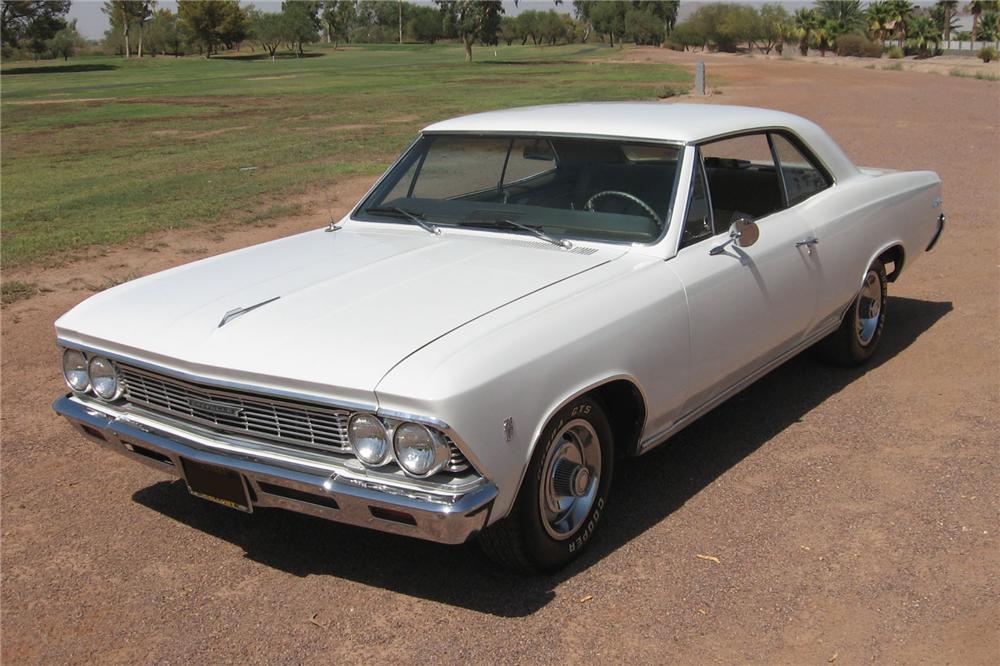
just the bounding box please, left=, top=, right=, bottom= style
left=0, top=43, right=689, bottom=267
left=948, top=67, right=1000, bottom=81
left=0, top=280, right=38, bottom=304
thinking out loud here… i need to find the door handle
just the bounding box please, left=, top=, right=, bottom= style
left=795, top=237, right=819, bottom=255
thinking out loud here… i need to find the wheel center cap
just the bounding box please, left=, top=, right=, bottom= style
left=571, top=467, right=590, bottom=497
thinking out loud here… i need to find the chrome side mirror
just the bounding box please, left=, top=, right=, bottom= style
left=730, top=215, right=759, bottom=248
left=709, top=213, right=759, bottom=255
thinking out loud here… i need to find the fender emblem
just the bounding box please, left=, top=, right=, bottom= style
left=503, top=417, right=514, bottom=442
left=932, top=197, right=942, bottom=209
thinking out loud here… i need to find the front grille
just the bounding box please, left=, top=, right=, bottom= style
left=118, top=364, right=351, bottom=454
left=117, top=363, right=472, bottom=473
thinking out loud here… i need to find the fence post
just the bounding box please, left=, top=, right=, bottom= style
left=695, top=62, right=706, bottom=96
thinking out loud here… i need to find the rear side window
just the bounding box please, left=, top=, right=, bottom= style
left=770, top=134, right=831, bottom=206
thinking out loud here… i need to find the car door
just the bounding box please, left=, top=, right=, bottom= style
left=667, top=134, right=820, bottom=413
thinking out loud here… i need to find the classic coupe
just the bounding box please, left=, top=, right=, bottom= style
left=54, top=103, right=945, bottom=572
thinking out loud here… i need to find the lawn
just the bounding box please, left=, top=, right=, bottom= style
left=0, top=43, right=689, bottom=267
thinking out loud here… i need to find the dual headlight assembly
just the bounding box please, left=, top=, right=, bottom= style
left=348, top=413, right=451, bottom=478
left=62, top=349, right=121, bottom=401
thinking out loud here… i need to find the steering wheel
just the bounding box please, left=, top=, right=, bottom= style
left=584, top=190, right=662, bottom=230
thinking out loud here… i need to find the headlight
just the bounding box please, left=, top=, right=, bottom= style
left=88, top=356, right=121, bottom=401
left=62, top=349, right=90, bottom=392
left=348, top=413, right=391, bottom=466
left=393, top=422, right=450, bottom=478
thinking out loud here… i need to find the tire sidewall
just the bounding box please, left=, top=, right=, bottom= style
left=516, top=395, right=614, bottom=571
left=848, top=261, right=888, bottom=362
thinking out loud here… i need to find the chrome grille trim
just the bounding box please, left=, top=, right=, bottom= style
left=118, top=364, right=351, bottom=454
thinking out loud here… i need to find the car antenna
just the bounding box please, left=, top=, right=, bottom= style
left=325, top=188, right=341, bottom=232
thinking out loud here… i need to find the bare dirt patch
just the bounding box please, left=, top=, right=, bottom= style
left=2, top=57, right=997, bottom=665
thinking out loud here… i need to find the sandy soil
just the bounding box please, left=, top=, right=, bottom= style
left=2, top=53, right=998, bottom=664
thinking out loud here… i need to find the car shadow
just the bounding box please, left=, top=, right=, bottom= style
left=132, top=295, right=951, bottom=617
left=1, top=63, right=118, bottom=75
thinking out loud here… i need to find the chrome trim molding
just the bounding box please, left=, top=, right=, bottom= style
left=54, top=395, right=496, bottom=545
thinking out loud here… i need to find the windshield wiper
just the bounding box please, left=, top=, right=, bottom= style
left=365, top=206, right=441, bottom=236
left=460, top=218, right=572, bottom=250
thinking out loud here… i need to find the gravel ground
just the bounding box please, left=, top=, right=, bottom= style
left=2, top=53, right=998, bottom=664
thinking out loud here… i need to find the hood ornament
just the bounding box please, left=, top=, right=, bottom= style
left=218, top=296, right=280, bottom=328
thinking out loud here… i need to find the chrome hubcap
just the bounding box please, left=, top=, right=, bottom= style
left=856, top=270, right=882, bottom=346
left=540, top=419, right=602, bottom=540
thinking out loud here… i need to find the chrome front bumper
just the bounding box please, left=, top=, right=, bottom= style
left=53, top=395, right=497, bottom=544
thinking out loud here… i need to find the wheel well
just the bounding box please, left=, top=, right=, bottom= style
left=592, top=380, right=646, bottom=458
left=878, top=244, right=905, bottom=282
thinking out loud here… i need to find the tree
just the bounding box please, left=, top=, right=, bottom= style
left=251, top=11, right=286, bottom=59
left=816, top=0, right=865, bottom=38
left=102, top=1, right=143, bottom=58
left=588, top=1, right=626, bottom=46
left=145, top=8, right=184, bottom=56
left=888, top=0, right=916, bottom=47
left=933, top=0, right=959, bottom=40
left=281, top=1, right=320, bottom=56
left=758, top=3, right=791, bottom=54
left=321, top=0, right=356, bottom=47
left=625, top=7, right=663, bottom=46
left=978, top=9, right=999, bottom=40
left=906, top=10, right=942, bottom=55
left=177, top=0, right=245, bottom=57
left=438, top=1, right=503, bottom=62
left=794, top=7, right=821, bottom=55
left=633, top=0, right=679, bottom=37
left=866, top=1, right=895, bottom=42
left=1, top=0, right=71, bottom=55
left=406, top=4, right=442, bottom=43
left=969, top=1, right=999, bottom=42
left=45, top=17, right=82, bottom=59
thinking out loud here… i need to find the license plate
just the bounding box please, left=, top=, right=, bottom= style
left=181, top=459, right=252, bottom=513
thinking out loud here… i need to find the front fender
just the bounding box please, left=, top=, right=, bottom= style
left=374, top=255, right=691, bottom=522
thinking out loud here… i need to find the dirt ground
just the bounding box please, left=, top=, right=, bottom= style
left=2, top=52, right=998, bottom=664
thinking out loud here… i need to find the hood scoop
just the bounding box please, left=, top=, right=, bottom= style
left=218, top=296, right=281, bottom=328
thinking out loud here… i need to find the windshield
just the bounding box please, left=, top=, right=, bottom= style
left=355, top=134, right=683, bottom=244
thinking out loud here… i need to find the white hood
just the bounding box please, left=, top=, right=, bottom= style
left=56, top=224, right=623, bottom=406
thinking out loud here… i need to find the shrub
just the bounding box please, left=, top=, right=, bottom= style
left=662, top=37, right=686, bottom=51
left=979, top=46, right=997, bottom=63
left=835, top=34, right=884, bottom=57
left=886, top=45, right=904, bottom=59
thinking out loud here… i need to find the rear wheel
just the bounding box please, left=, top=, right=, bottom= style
left=820, top=261, right=887, bottom=366
left=479, top=395, right=613, bottom=573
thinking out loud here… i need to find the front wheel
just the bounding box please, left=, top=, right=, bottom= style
left=479, top=395, right=613, bottom=574
left=819, top=260, right=887, bottom=366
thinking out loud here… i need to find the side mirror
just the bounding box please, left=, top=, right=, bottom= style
left=730, top=214, right=759, bottom=249
left=709, top=213, right=759, bottom=255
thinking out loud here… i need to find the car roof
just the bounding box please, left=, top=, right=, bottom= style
left=422, top=102, right=858, bottom=179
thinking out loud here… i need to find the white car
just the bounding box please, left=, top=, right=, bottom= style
left=54, top=103, right=945, bottom=572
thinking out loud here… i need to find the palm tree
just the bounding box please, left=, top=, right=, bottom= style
left=794, top=7, right=821, bottom=55
left=867, top=0, right=895, bottom=42
left=978, top=9, right=1000, bottom=40
left=817, top=0, right=866, bottom=36
left=888, top=0, right=917, bottom=47
left=968, top=1, right=999, bottom=42
left=906, top=11, right=942, bottom=56
left=934, top=0, right=960, bottom=40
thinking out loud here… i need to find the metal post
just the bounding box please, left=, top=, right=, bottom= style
left=695, top=62, right=706, bottom=96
